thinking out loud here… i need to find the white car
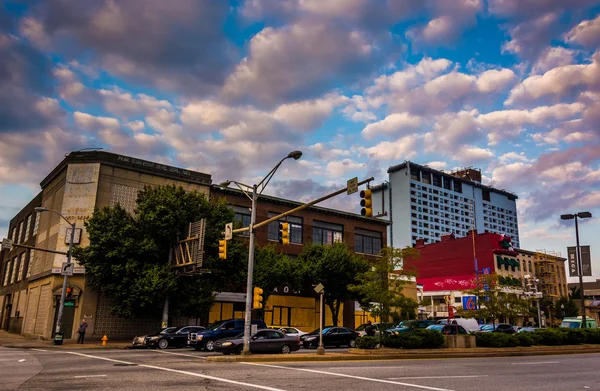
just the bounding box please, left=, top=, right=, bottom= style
left=277, top=327, right=308, bottom=337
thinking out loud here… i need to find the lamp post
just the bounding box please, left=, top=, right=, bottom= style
left=561, top=304, right=565, bottom=319
left=34, top=207, right=76, bottom=344
left=560, top=211, right=592, bottom=329
left=219, top=150, right=302, bottom=355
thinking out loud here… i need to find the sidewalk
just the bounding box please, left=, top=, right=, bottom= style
left=0, top=330, right=131, bottom=350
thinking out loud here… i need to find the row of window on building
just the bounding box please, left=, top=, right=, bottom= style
left=9, top=213, right=40, bottom=245
left=232, top=207, right=382, bottom=255
left=2, top=250, right=34, bottom=287
left=410, top=169, right=464, bottom=193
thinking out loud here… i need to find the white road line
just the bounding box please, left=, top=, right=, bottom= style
left=73, top=375, right=107, bottom=378
left=243, top=363, right=454, bottom=391
left=511, top=361, right=559, bottom=365
left=31, top=349, right=48, bottom=352
left=389, top=376, right=487, bottom=380
left=58, top=351, right=288, bottom=391
left=324, top=366, right=406, bottom=370
left=155, top=350, right=208, bottom=360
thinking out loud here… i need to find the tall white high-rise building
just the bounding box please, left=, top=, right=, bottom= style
left=372, top=161, right=519, bottom=249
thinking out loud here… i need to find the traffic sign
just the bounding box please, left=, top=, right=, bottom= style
left=61, top=262, right=74, bottom=276
left=347, top=177, right=358, bottom=195
left=1, top=238, right=13, bottom=251
left=224, top=222, right=233, bottom=240
left=314, top=283, right=324, bottom=294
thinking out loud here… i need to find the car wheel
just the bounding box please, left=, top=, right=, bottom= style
left=348, top=339, right=356, bottom=348
left=223, top=352, right=231, bottom=356
left=205, top=340, right=215, bottom=352
left=235, top=345, right=243, bottom=355
left=158, top=339, right=169, bottom=349
left=280, top=344, right=291, bottom=354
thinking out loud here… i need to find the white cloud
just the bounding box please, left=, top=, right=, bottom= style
left=325, top=159, right=367, bottom=177
left=475, top=68, right=517, bottom=93
left=531, top=47, right=577, bottom=74
left=425, top=161, right=448, bottom=170
left=564, top=15, right=600, bottom=47
left=455, top=146, right=494, bottom=164
left=423, top=109, right=481, bottom=152
left=361, top=113, right=422, bottom=139
left=498, top=152, right=533, bottom=164
left=73, top=112, right=120, bottom=130
left=357, top=135, right=421, bottom=161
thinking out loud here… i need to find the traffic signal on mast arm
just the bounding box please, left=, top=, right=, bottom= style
left=218, top=239, right=227, bottom=260
left=278, top=222, right=290, bottom=245
left=360, top=189, right=373, bottom=217
left=65, top=286, right=73, bottom=299
left=253, top=287, right=264, bottom=309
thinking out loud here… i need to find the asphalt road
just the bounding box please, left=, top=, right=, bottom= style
left=2, top=346, right=600, bottom=391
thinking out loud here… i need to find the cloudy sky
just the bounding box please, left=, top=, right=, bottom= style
left=1, top=0, right=600, bottom=281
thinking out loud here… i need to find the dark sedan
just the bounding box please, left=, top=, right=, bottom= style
left=134, top=325, right=205, bottom=349
left=300, top=326, right=359, bottom=348
left=213, top=329, right=300, bottom=355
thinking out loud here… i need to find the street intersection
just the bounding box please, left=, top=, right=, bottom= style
left=2, top=346, right=599, bottom=391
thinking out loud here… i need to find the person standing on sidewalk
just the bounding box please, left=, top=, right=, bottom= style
left=365, top=320, right=376, bottom=337
left=76, top=319, right=88, bottom=344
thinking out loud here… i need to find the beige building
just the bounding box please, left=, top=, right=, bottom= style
left=1, top=150, right=211, bottom=340
left=515, top=249, right=568, bottom=298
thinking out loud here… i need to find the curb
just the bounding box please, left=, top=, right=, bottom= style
left=206, top=345, right=600, bottom=363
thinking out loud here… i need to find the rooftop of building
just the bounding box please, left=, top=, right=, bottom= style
left=40, top=149, right=212, bottom=188
left=387, top=161, right=518, bottom=200
left=515, top=248, right=566, bottom=262
left=212, top=185, right=390, bottom=225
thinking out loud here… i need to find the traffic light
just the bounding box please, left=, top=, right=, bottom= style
left=278, top=222, right=289, bottom=245
left=218, top=240, right=227, bottom=260
left=65, top=287, right=73, bottom=299
left=253, top=287, right=264, bottom=309
left=360, top=189, right=372, bottom=217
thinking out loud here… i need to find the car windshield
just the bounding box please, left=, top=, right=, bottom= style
left=207, top=320, right=226, bottom=331
left=427, top=325, right=444, bottom=331
left=355, top=324, right=366, bottom=331
left=309, top=327, right=332, bottom=334
left=159, top=327, right=177, bottom=334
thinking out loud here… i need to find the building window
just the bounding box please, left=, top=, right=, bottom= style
left=18, top=221, right=25, bottom=244
left=2, top=261, right=10, bottom=286
left=33, top=212, right=40, bottom=236
left=354, top=228, right=382, bottom=255
left=10, top=257, right=18, bottom=284
left=267, top=213, right=303, bottom=244
left=232, top=206, right=251, bottom=236
left=17, top=253, right=24, bottom=282
left=454, top=181, right=462, bottom=193
left=24, top=214, right=32, bottom=242
left=312, top=221, right=343, bottom=245
left=26, top=250, right=34, bottom=278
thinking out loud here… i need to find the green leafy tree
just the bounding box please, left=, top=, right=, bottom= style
left=554, top=296, right=580, bottom=319
left=298, top=242, right=370, bottom=326
left=569, top=286, right=581, bottom=299
left=350, top=246, right=419, bottom=327
left=74, top=185, right=247, bottom=318
left=253, top=245, right=301, bottom=309
left=459, top=274, right=531, bottom=327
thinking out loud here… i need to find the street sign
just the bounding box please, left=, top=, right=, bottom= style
left=314, top=283, right=324, bottom=294
left=225, top=222, right=233, bottom=240
left=65, top=228, right=82, bottom=244
left=568, top=246, right=592, bottom=277
left=347, top=177, right=358, bottom=195
left=1, top=238, right=13, bottom=251
left=61, top=262, right=74, bottom=276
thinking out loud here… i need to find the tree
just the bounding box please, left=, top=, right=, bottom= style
left=459, top=274, right=531, bottom=327
left=74, top=185, right=247, bottom=318
left=554, top=296, right=579, bottom=319
left=253, top=244, right=301, bottom=310
left=298, top=242, right=370, bottom=326
left=569, top=286, right=581, bottom=299
left=349, top=246, right=419, bottom=326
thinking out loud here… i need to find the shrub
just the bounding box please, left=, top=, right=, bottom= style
left=533, top=329, right=563, bottom=346
left=562, top=329, right=585, bottom=345
left=413, top=329, right=444, bottom=349
left=381, top=330, right=444, bottom=349
left=474, top=332, right=519, bottom=347
left=517, top=333, right=534, bottom=347
left=582, top=329, right=600, bottom=344
left=356, top=336, right=379, bottom=349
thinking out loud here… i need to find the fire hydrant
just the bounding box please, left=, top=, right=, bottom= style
left=101, top=335, right=108, bottom=347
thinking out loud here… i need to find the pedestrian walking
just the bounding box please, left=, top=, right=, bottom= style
left=365, top=320, right=376, bottom=337
left=76, top=319, right=88, bottom=344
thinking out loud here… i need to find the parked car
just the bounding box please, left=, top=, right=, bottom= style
left=356, top=322, right=394, bottom=336
left=436, top=318, right=480, bottom=333
left=276, top=327, right=308, bottom=338
left=517, top=326, right=537, bottom=333
left=189, top=318, right=267, bottom=351
left=132, top=327, right=178, bottom=348
left=214, top=329, right=300, bottom=355
left=478, top=324, right=495, bottom=332
left=561, top=317, right=598, bottom=329
left=386, top=320, right=436, bottom=335
left=300, top=326, right=359, bottom=348
left=493, top=323, right=517, bottom=334
left=426, top=324, right=468, bottom=335
left=134, top=325, right=205, bottom=349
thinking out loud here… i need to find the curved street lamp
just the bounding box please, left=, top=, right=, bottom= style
left=34, top=207, right=76, bottom=344
left=220, top=150, right=302, bottom=355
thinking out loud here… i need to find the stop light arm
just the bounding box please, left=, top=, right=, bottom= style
left=230, top=176, right=375, bottom=234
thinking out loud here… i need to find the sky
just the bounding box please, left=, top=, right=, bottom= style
left=1, top=0, right=600, bottom=282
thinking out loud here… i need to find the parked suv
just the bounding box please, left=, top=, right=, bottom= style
left=189, top=319, right=267, bottom=351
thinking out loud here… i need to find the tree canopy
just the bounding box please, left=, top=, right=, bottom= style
left=74, top=185, right=247, bottom=318
left=297, top=242, right=370, bottom=326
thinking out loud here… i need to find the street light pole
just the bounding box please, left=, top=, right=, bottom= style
left=561, top=211, right=592, bottom=329
left=35, top=207, right=76, bottom=344
left=220, top=150, right=303, bottom=356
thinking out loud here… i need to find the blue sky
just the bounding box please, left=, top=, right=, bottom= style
left=1, top=0, right=600, bottom=282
